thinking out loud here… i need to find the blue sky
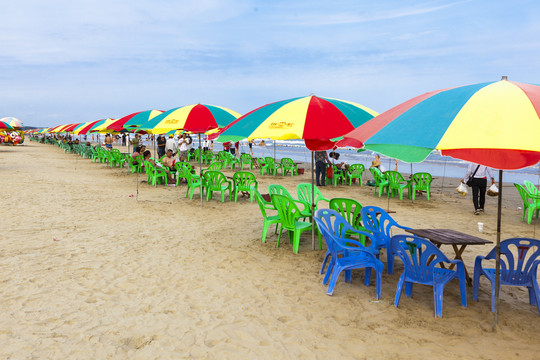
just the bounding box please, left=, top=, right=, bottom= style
left=1, top=0, right=539, bottom=128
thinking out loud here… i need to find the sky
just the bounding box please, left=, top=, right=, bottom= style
left=1, top=0, right=540, bottom=128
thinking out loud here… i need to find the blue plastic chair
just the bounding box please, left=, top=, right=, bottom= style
left=391, top=234, right=467, bottom=318
left=314, top=209, right=383, bottom=297
left=473, top=238, right=540, bottom=314
left=360, top=205, right=411, bottom=274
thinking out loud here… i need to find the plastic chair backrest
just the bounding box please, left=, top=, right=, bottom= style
left=254, top=191, right=271, bottom=219
left=329, top=198, right=363, bottom=230
left=391, top=234, right=451, bottom=283
left=370, top=167, right=386, bottom=184
left=269, top=184, right=294, bottom=199
left=203, top=170, right=227, bottom=186
left=240, top=153, right=252, bottom=163
left=207, top=161, right=224, bottom=171
left=265, top=157, right=276, bottom=166
left=515, top=183, right=534, bottom=206
left=385, top=170, right=406, bottom=185
left=296, top=183, right=328, bottom=208
left=281, top=158, right=294, bottom=167
left=411, top=172, right=432, bottom=188
left=349, top=164, right=365, bottom=176
left=143, top=160, right=154, bottom=174
left=481, top=238, right=540, bottom=285
left=361, top=205, right=405, bottom=248
left=233, top=171, right=257, bottom=188
left=271, top=194, right=303, bottom=231
left=524, top=181, right=540, bottom=197
left=314, top=209, right=374, bottom=256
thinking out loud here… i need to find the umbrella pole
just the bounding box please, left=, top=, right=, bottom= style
left=493, top=169, right=503, bottom=328
left=199, top=133, right=203, bottom=207
left=154, top=133, right=157, bottom=187
left=274, top=141, right=276, bottom=162
left=311, top=151, right=315, bottom=250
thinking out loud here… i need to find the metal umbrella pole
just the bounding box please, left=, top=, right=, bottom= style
left=494, top=169, right=503, bottom=328
left=199, top=133, right=203, bottom=207
left=311, top=151, right=316, bottom=250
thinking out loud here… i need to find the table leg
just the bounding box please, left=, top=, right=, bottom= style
left=450, top=244, right=471, bottom=286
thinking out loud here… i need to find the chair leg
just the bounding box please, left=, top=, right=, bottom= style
left=327, top=265, right=343, bottom=295
left=320, top=251, right=330, bottom=274
left=323, top=258, right=334, bottom=285
left=261, top=222, right=270, bottom=243
left=394, top=274, right=405, bottom=307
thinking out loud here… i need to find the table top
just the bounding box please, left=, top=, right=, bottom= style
left=406, top=228, right=493, bottom=246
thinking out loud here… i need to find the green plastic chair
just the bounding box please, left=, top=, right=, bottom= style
left=281, top=158, right=298, bottom=176
left=239, top=153, right=253, bottom=170
left=269, top=184, right=311, bottom=219
left=329, top=198, right=367, bottom=245
left=264, top=157, right=282, bottom=175
left=385, top=171, right=411, bottom=200
left=347, top=164, right=365, bottom=186
left=514, top=183, right=540, bottom=224
left=222, top=152, right=238, bottom=169
left=184, top=166, right=203, bottom=200
left=174, top=162, right=189, bottom=186
left=296, top=183, right=330, bottom=214
left=257, top=157, right=270, bottom=175
left=369, top=167, right=389, bottom=197
left=203, top=150, right=215, bottom=164
left=129, top=155, right=144, bottom=173
left=232, top=171, right=258, bottom=202
left=411, top=172, right=433, bottom=200
left=271, top=194, right=315, bottom=254
left=203, top=171, right=232, bottom=202
left=254, top=191, right=281, bottom=243
left=143, top=160, right=168, bottom=186
left=327, top=165, right=345, bottom=186
left=201, top=161, right=224, bottom=177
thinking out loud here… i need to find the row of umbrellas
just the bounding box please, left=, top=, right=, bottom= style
left=29, top=77, right=540, bottom=325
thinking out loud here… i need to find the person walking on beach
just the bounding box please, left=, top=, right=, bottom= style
left=131, top=134, right=140, bottom=149
left=248, top=139, right=254, bottom=156
left=462, top=163, right=495, bottom=215
left=122, top=133, right=126, bottom=146
left=314, top=150, right=331, bottom=186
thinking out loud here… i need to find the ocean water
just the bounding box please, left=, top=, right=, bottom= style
left=186, top=139, right=540, bottom=185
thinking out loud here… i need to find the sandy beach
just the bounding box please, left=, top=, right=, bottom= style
left=1, top=142, right=539, bottom=359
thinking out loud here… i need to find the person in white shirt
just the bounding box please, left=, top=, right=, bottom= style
left=165, top=135, right=178, bottom=156
left=178, top=134, right=189, bottom=161
left=462, top=163, right=495, bottom=215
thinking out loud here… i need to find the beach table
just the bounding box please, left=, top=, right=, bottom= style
left=405, top=228, right=493, bottom=286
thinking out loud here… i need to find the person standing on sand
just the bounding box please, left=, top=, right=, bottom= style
left=314, top=150, right=331, bottom=186
left=131, top=134, right=140, bottom=149
left=157, top=135, right=166, bottom=158
left=462, top=163, right=495, bottom=215
left=104, top=134, right=113, bottom=149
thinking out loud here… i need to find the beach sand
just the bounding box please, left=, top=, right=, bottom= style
left=1, top=142, right=539, bottom=359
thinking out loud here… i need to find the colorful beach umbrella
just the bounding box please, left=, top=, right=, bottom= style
left=139, top=104, right=240, bottom=134
left=216, top=95, right=378, bottom=150
left=338, top=79, right=540, bottom=170
left=106, top=110, right=164, bottom=132
left=0, top=121, right=13, bottom=129
left=0, top=117, right=23, bottom=128
left=74, top=119, right=106, bottom=135
left=339, top=77, right=540, bottom=325
left=91, top=118, right=116, bottom=133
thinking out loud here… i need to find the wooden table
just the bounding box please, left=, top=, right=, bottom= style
left=405, top=229, right=493, bottom=286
